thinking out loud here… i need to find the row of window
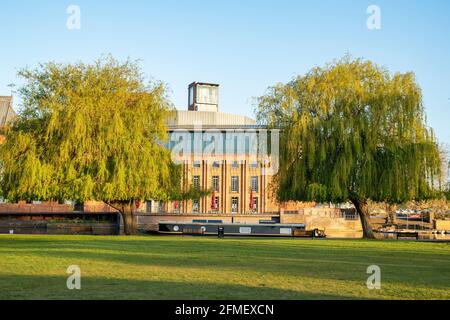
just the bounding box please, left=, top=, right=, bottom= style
left=192, top=175, right=259, bottom=193
left=192, top=161, right=260, bottom=169
left=147, top=199, right=259, bottom=214
left=191, top=197, right=259, bottom=213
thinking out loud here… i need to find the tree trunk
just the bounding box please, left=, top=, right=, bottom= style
left=104, top=201, right=137, bottom=235
left=120, top=202, right=137, bottom=235
left=350, top=198, right=375, bottom=239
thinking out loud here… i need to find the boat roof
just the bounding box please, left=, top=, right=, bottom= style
left=159, top=221, right=305, bottom=227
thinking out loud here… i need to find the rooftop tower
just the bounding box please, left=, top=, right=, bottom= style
left=188, top=82, right=219, bottom=112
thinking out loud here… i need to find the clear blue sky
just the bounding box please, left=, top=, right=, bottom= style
left=1, top=0, right=449, bottom=144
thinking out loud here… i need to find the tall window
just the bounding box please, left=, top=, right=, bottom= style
left=231, top=176, right=239, bottom=193
left=252, top=197, right=258, bottom=212
left=212, top=196, right=220, bottom=212
left=193, top=176, right=200, bottom=189
left=146, top=201, right=152, bottom=213
left=231, top=197, right=239, bottom=213
left=193, top=199, right=199, bottom=213
left=212, top=176, right=220, bottom=192
left=158, top=201, right=164, bottom=213
left=198, top=85, right=218, bottom=104
left=251, top=176, right=259, bottom=193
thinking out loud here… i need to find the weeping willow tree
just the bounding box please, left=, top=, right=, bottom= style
left=256, top=57, right=442, bottom=238
left=0, top=57, right=182, bottom=235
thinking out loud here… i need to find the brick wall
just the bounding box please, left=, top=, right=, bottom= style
left=0, top=200, right=118, bottom=213
left=83, top=201, right=119, bottom=212
left=0, top=201, right=72, bottom=213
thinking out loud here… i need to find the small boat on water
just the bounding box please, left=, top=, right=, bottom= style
left=158, top=221, right=326, bottom=238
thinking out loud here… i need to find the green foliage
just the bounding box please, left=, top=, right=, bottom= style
left=163, top=163, right=210, bottom=201
left=169, top=185, right=211, bottom=202
left=0, top=56, right=178, bottom=203
left=444, top=190, right=450, bottom=201
left=256, top=56, right=442, bottom=205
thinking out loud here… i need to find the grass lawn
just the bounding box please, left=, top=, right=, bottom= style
left=0, top=235, right=449, bottom=300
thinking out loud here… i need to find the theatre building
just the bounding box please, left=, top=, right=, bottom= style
left=138, top=83, right=362, bottom=237
left=164, top=82, right=279, bottom=215
left=140, top=82, right=283, bottom=229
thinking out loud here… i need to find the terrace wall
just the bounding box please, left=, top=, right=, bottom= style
left=434, top=219, right=450, bottom=231
left=280, top=208, right=362, bottom=238
left=0, top=201, right=72, bottom=213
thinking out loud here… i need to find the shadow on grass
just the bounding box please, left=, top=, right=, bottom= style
left=0, top=274, right=355, bottom=300
left=2, top=236, right=450, bottom=291
left=1, top=243, right=379, bottom=285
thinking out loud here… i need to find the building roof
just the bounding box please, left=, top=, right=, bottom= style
left=189, top=82, right=219, bottom=87
left=167, top=110, right=258, bottom=130
left=0, top=96, right=17, bottom=127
